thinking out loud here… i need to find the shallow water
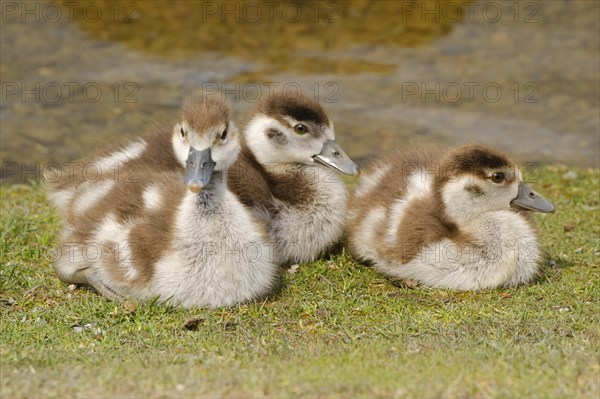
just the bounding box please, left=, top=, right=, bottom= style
left=1, top=0, right=598, bottom=184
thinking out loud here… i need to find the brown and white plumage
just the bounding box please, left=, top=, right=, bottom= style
left=48, top=99, right=279, bottom=307
left=46, top=100, right=233, bottom=211
left=347, top=144, right=554, bottom=290
left=228, top=92, right=359, bottom=265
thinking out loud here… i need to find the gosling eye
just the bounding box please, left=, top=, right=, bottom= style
left=220, top=126, right=228, bottom=141
left=180, top=127, right=187, bottom=139
left=491, top=172, right=505, bottom=183
left=294, top=123, right=308, bottom=134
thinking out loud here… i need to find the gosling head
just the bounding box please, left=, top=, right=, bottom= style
left=243, top=91, right=359, bottom=176
left=437, top=144, right=554, bottom=223
left=172, top=98, right=240, bottom=193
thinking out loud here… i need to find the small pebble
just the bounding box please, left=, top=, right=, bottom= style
left=67, top=284, right=77, bottom=291
left=548, top=259, right=557, bottom=268
left=288, top=264, right=300, bottom=274
left=74, top=326, right=83, bottom=333
left=182, top=317, right=204, bottom=331
left=562, top=170, right=577, bottom=180
left=563, top=224, right=575, bottom=232
left=123, top=302, right=136, bottom=314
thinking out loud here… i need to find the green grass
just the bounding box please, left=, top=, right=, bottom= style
left=1, top=165, right=599, bottom=398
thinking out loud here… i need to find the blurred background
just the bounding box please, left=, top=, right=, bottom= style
left=1, top=0, right=598, bottom=183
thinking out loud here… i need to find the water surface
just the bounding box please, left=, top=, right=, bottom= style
left=1, top=0, right=598, bottom=184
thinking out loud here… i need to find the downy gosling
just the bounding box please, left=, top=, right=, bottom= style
left=347, top=144, right=555, bottom=290
left=228, top=91, right=360, bottom=265
left=48, top=99, right=279, bottom=307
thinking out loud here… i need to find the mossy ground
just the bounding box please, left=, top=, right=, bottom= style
left=1, top=165, right=598, bottom=398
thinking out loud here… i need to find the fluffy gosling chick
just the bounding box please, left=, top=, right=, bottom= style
left=50, top=99, right=278, bottom=307
left=347, top=144, right=555, bottom=290
left=228, top=92, right=359, bottom=265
